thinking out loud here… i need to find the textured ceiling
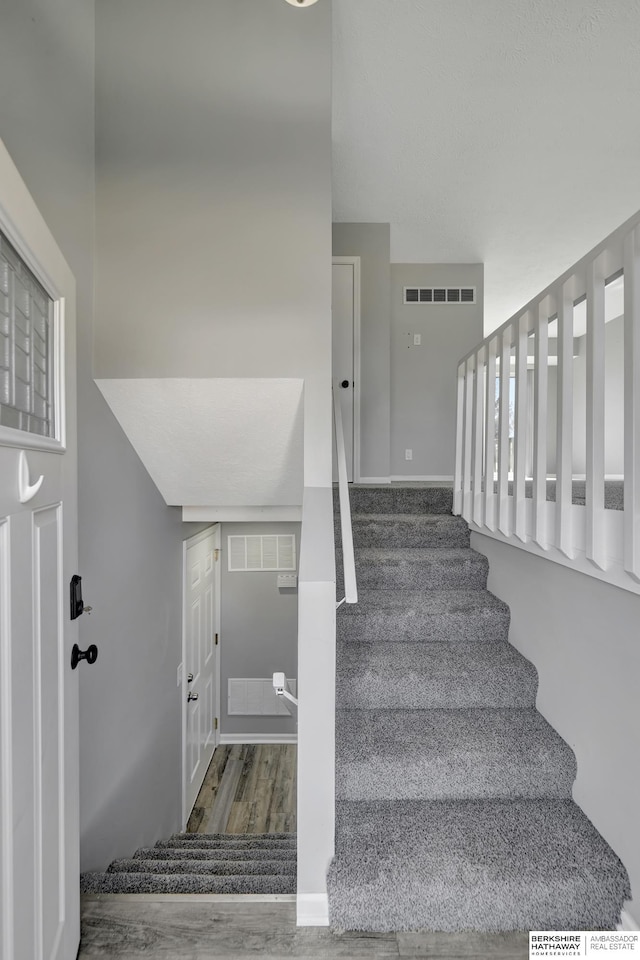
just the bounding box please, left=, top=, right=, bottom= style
left=332, top=0, right=640, bottom=332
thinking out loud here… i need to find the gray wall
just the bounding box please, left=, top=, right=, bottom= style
left=95, top=0, right=332, bottom=489
left=0, top=0, right=207, bottom=873
left=332, top=223, right=391, bottom=480
left=473, top=533, right=640, bottom=921
left=391, top=264, right=484, bottom=478
left=569, top=315, right=625, bottom=477
left=220, top=523, right=299, bottom=738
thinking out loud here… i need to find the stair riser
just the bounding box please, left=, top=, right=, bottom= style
left=336, top=676, right=537, bottom=710
left=134, top=847, right=296, bottom=861
left=108, top=859, right=296, bottom=876
left=337, top=608, right=510, bottom=644
left=338, top=555, right=488, bottom=592
left=80, top=874, right=296, bottom=895
left=336, top=760, right=575, bottom=802
left=334, top=487, right=454, bottom=515
left=337, top=517, right=469, bottom=549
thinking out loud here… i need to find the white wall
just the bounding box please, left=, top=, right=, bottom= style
left=94, top=0, right=332, bottom=493
left=332, top=223, right=391, bottom=480
left=391, top=263, right=484, bottom=478
left=220, top=522, right=299, bottom=739
left=473, top=533, right=640, bottom=924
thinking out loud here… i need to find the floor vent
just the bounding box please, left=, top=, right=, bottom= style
left=404, top=286, right=476, bottom=305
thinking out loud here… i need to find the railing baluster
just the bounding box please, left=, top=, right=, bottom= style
left=556, top=281, right=574, bottom=557
left=624, top=225, right=640, bottom=581
left=462, top=356, right=474, bottom=521
left=453, top=363, right=465, bottom=516
left=483, top=338, right=497, bottom=531
left=513, top=313, right=529, bottom=542
left=533, top=301, right=549, bottom=548
left=586, top=256, right=606, bottom=569
left=472, top=348, right=485, bottom=526
left=497, top=326, right=512, bottom=536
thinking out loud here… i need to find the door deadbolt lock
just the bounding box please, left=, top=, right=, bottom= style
left=340, top=379, right=350, bottom=388
left=187, top=673, right=194, bottom=683
left=187, top=691, right=199, bottom=702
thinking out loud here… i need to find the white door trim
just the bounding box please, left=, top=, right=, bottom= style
left=332, top=257, right=361, bottom=483
left=181, top=524, right=221, bottom=829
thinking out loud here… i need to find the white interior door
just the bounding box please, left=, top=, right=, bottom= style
left=332, top=259, right=360, bottom=482
left=0, top=140, right=79, bottom=960
left=183, top=525, right=220, bottom=823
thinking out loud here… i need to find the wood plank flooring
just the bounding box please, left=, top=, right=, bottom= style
left=187, top=744, right=296, bottom=834
left=79, top=900, right=530, bottom=958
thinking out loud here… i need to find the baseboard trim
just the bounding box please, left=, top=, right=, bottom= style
left=358, top=477, right=391, bottom=484
left=619, top=905, right=640, bottom=931
left=219, top=733, right=297, bottom=745
left=297, top=893, right=329, bottom=926
left=390, top=475, right=454, bottom=482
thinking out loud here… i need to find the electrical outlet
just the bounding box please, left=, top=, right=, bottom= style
left=413, top=333, right=422, bottom=346
left=405, top=449, right=413, bottom=461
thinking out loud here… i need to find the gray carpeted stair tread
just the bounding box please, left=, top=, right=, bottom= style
left=336, top=641, right=538, bottom=709
left=328, top=798, right=630, bottom=932
left=133, top=846, right=296, bottom=862
left=108, top=858, right=296, bottom=876
left=340, top=514, right=469, bottom=548
left=158, top=833, right=296, bottom=849
left=80, top=872, right=295, bottom=895
left=337, top=547, right=489, bottom=591
left=334, top=485, right=454, bottom=515
left=336, top=708, right=576, bottom=801
left=337, top=588, right=511, bottom=644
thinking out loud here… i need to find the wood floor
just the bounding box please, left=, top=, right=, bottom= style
left=186, top=744, right=296, bottom=834
left=79, top=900, right=530, bottom=958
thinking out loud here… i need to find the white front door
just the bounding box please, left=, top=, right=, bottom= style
left=332, top=258, right=360, bottom=482
left=183, top=526, right=220, bottom=823
left=0, top=141, right=79, bottom=960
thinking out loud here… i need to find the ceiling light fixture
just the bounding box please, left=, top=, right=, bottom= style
left=284, top=0, right=320, bottom=6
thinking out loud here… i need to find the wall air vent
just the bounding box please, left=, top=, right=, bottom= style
left=404, top=287, right=476, bottom=305
left=228, top=534, right=296, bottom=572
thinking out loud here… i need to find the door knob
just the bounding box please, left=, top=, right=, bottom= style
left=187, top=692, right=199, bottom=702
left=71, top=644, right=98, bottom=670
left=340, top=380, right=350, bottom=388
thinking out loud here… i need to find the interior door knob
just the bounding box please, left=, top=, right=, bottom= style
left=341, top=380, right=350, bottom=388
left=70, top=644, right=98, bottom=670
left=187, top=692, right=199, bottom=702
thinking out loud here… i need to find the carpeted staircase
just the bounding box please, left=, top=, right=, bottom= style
left=80, top=833, right=296, bottom=894
left=327, top=484, right=630, bottom=932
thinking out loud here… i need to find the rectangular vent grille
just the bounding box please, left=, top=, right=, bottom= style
left=404, top=287, right=476, bottom=305
left=228, top=678, right=297, bottom=716
left=228, top=535, right=296, bottom=572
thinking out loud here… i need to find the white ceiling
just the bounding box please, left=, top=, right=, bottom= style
left=332, top=0, right=640, bottom=333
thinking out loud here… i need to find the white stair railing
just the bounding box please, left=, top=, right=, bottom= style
left=333, top=381, right=358, bottom=607
left=272, top=672, right=298, bottom=713
left=454, top=208, right=640, bottom=595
